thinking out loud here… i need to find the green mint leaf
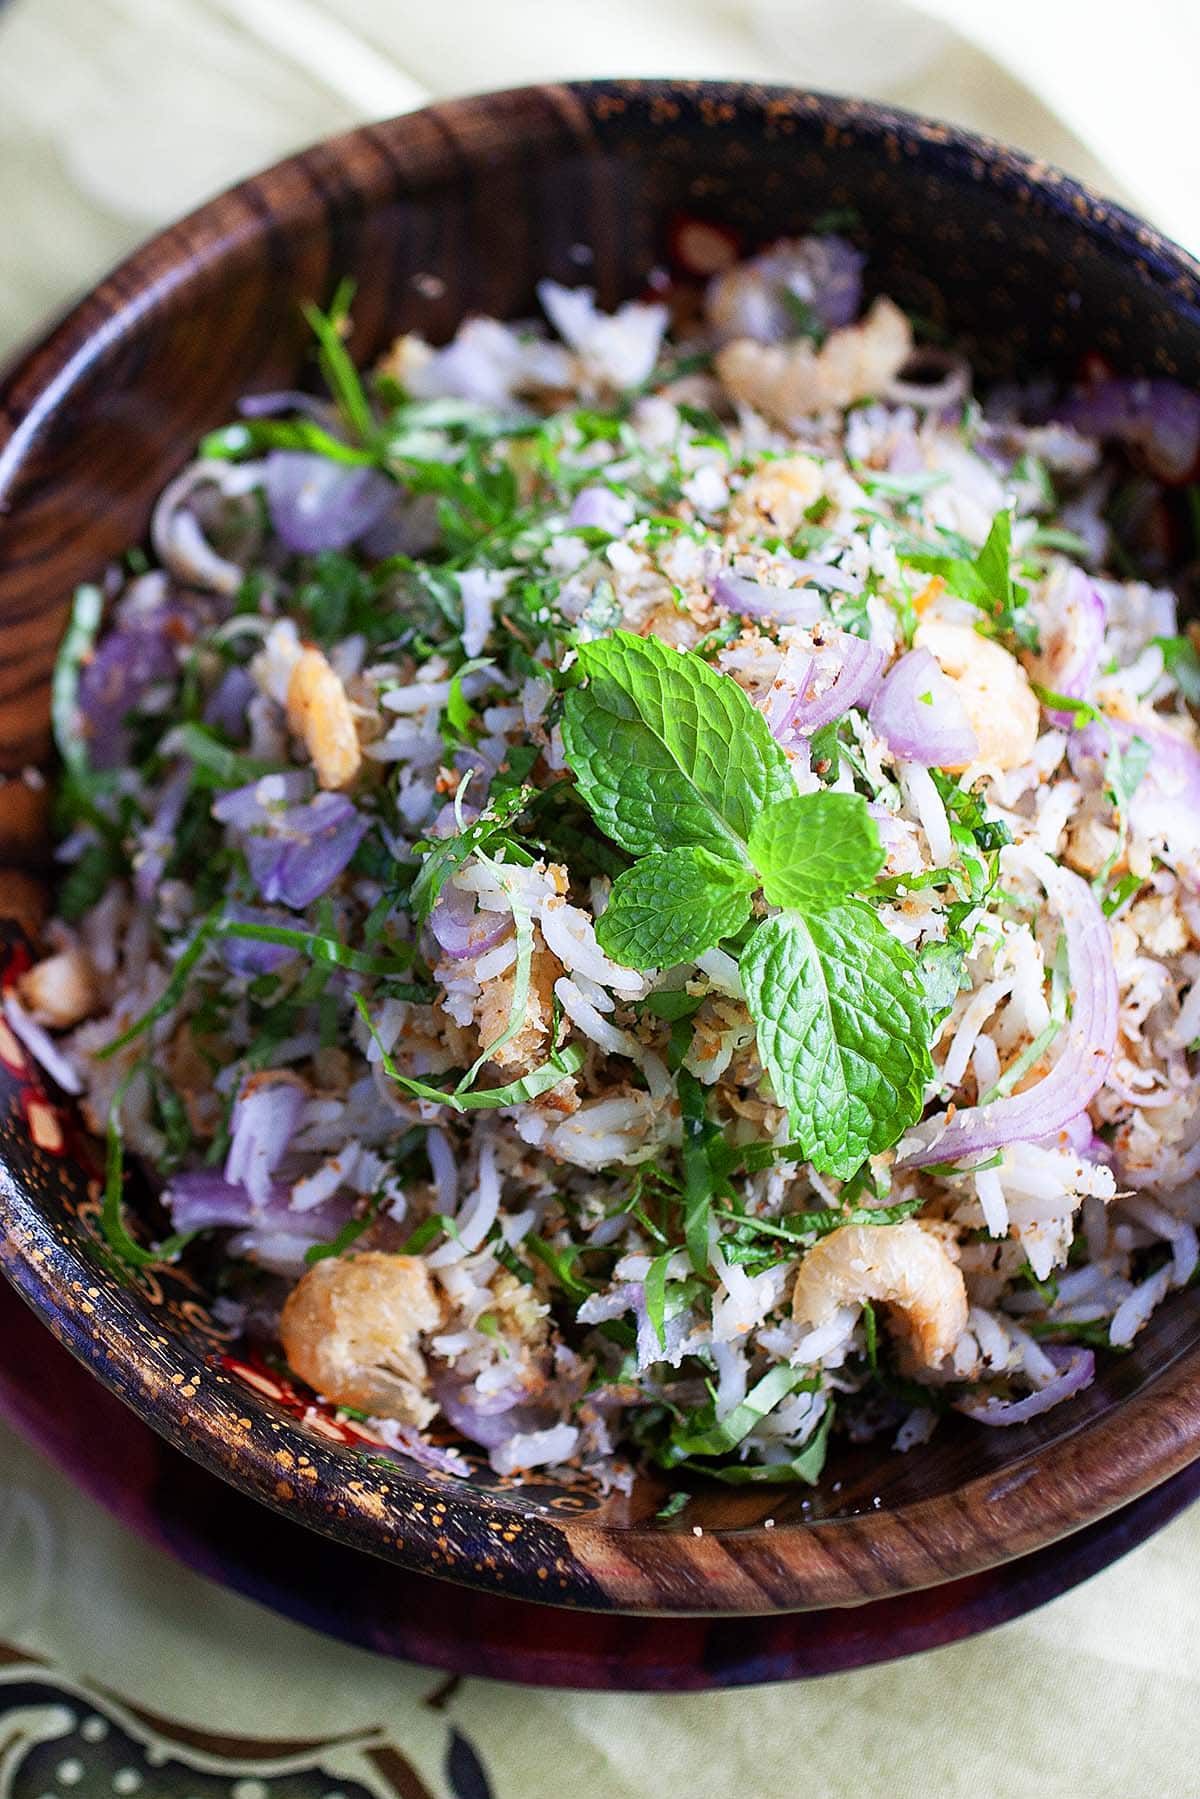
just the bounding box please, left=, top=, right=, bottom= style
left=594, top=847, right=754, bottom=970
left=678, top=1066, right=736, bottom=1274
left=409, top=786, right=529, bottom=924
left=1153, top=633, right=1200, bottom=705
left=660, top=1365, right=815, bottom=1463
left=644, top=1250, right=673, bottom=1352
left=904, top=509, right=1037, bottom=648
left=1106, top=733, right=1152, bottom=815
left=1029, top=682, right=1101, bottom=727
left=916, top=938, right=965, bottom=1022
left=740, top=903, right=932, bottom=1179
left=682, top=1405, right=835, bottom=1486
left=561, top=630, right=793, bottom=859
left=748, top=792, right=884, bottom=911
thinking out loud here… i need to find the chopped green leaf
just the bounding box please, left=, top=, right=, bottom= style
left=102, top=1066, right=196, bottom=1270
left=658, top=1365, right=815, bottom=1464
left=304, top=1198, right=379, bottom=1265
left=686, top=1405, right=835, bottom=1485
left=173, top=722, right=286, bottom=788
left=359, top=995, right=584, bottom=1110
left=409, top=786, right=529, bottom=923
left=643, top=1250, right=674, bottom=1352
left=905, top=510, right=1037, bottom=649
left=1153, top=633, right=1200, bottom=705
left=1029, top=684, right=1101, bottom=728
left=916, top=938, right=966, bottom=1022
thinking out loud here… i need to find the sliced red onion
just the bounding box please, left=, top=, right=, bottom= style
left=224, top=1075, right=306, bottom=1206
left=239, top=390, right=339, bottom=425
left=363, top=1420, right=470, bottom=1478
left=1038, top=569, right=1106, bottom=724
left=781, top=631, right=887, bottom=737
left=165, top=1172, right=264, bottom=1230
left=568, top=486, right=633, bottom=534
left=77, top=621, right=180, bottom=768
left=135, top=765, right=192, bottom=902
left=166, top=1170, right=354, bottom=1244
left=432, top=1373, right=553, bottom=1451
left=1055, top=378, right=1200, bottom=483
left=899, top=847, right=1118, bottom=1167
left=428, top=880, right=510, bottom=961
left=713, top=571, right=826, bottom=625
left=242, top=791, right=368, bottom=911
left=2, top=992, right=83, bottom=1094
left=212, top=771, right=312, bottom=832
left=203, top=665, right=257, bottom=740
left=957, top=1347, right=1095, bottom=1426
left=216, top=902, right=301, bottom=976
left=262, top=452, right=396, bottom=555
left=783, top=556, right=864, bottom=595
left=1068, top=716, right=1200, bottom=874
left=867, top=647, right=979, bottom=766
left=706, top=235, right=864, bottom=344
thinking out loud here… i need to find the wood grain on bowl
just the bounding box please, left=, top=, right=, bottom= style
left=1, top=81, right=1200, bottom=1615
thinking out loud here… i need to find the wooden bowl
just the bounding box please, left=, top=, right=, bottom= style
left=2, top=80, right=1200, bottom=1618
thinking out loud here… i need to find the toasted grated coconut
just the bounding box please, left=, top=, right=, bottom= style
left=46, top=242, right=1200, bottom=1493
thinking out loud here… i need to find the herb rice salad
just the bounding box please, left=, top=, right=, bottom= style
left=17, top=234, right=1200, bottom=1489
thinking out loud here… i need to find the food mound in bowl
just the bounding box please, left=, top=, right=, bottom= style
left=14, top=235, right=1200, bottom=1491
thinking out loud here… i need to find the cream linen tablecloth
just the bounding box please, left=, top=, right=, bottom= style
left=2, top=3, right=1199, bottom=1794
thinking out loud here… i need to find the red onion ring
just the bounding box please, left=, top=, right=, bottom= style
left=898, top=847, right=1118, bottom=1167
left=780, top=630, right=887, bottom=737
left=957, top=1347, right=1095, bottom=1426
left=867, top=647, right=979, bottom=766
left=1038, top=569, right=1107, bottom=725
left=263, top=452, right=396, bottom=555
left=428, top=881, right=510, bottom=961
left=713, top=571, right=826, bottom=625
left=1055, top=378, right=1200, bottom=484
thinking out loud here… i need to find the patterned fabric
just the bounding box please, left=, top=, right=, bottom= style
left=1, top=4, right=1198, bottom=1794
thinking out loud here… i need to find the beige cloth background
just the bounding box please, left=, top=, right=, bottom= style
left=1, top=2, right=1199, bottom=1793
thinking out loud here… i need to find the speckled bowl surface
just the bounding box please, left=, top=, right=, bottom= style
left=2, top=80, right=1200, bottom=1618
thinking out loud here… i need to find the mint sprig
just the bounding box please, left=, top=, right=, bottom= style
left=561, top=633, right=933, bottom=1178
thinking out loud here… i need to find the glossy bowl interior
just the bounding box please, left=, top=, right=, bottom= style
left=2, top=80, right=1200, bottom=1617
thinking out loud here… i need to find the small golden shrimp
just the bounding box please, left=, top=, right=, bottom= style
left=792, top=1219, right=968, bottom=1368
left=914, top=619, right=1040, bottom=772
left=285, top=646, right=362, bottom=791
left=280, top=1251, right=444, bottom=1425
left=17, top=945, right=97, bottom=1028
left=715, top=299, right=911, bottom=428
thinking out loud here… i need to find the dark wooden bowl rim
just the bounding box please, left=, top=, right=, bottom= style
left=2, top=80, right=1200, bottom=1616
